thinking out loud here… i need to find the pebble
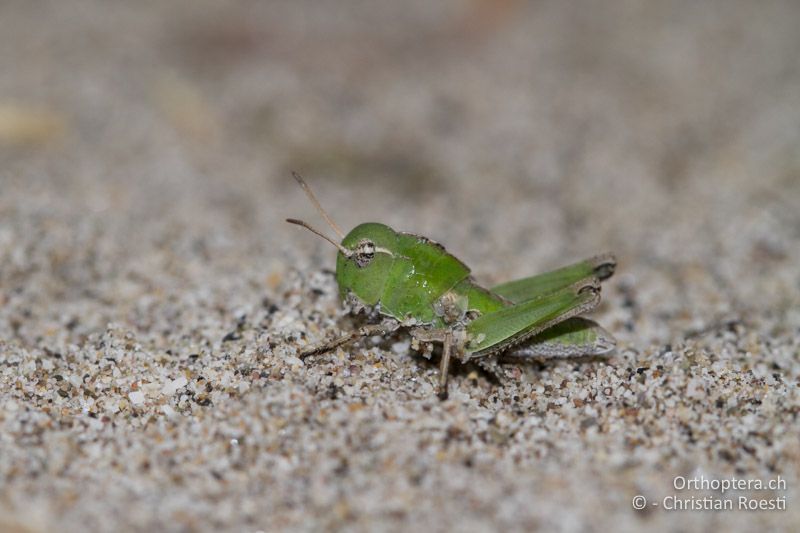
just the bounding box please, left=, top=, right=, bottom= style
left=128, top=391, right=146, bottom=406
left=162, top=376, right=188, bottom=396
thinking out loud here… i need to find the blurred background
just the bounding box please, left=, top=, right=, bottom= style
left=1, top=0, right=799, bottom=530
left=3, top=0, right=799, bottom=345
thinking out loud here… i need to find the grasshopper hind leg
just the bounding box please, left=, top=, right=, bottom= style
left=474, top=357, right=513, bottom=386
left=502, top=317, right=616, bottom=360
left=472, top=318, right=616, bottom=385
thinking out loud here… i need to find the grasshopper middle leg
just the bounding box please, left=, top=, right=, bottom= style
left=437, top=330, right=454, bottom=400
left=411, top=327, right=463, bottom=400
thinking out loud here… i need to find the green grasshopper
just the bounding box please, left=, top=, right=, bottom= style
left=287, top=173, right=616, bottom=399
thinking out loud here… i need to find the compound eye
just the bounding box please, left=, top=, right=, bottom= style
left=354, top=239, right=375, bottom=268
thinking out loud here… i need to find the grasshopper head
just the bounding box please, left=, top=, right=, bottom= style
left=286, top=173, right=398, bottom=306
left=335, top=223, right=398, bottom=306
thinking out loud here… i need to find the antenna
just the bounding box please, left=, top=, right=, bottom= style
left=291, top=171, right=344, bottom=239
left=286, top=218, right=352, bottom=257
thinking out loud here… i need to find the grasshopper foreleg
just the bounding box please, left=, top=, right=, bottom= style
left=298, top=321, right=398, bottom=359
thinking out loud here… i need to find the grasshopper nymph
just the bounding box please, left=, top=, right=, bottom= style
left=287, top=173, right=616, bottom=399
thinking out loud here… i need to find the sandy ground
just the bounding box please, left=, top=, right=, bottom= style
left=1, top=1, right=799, bottom=531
